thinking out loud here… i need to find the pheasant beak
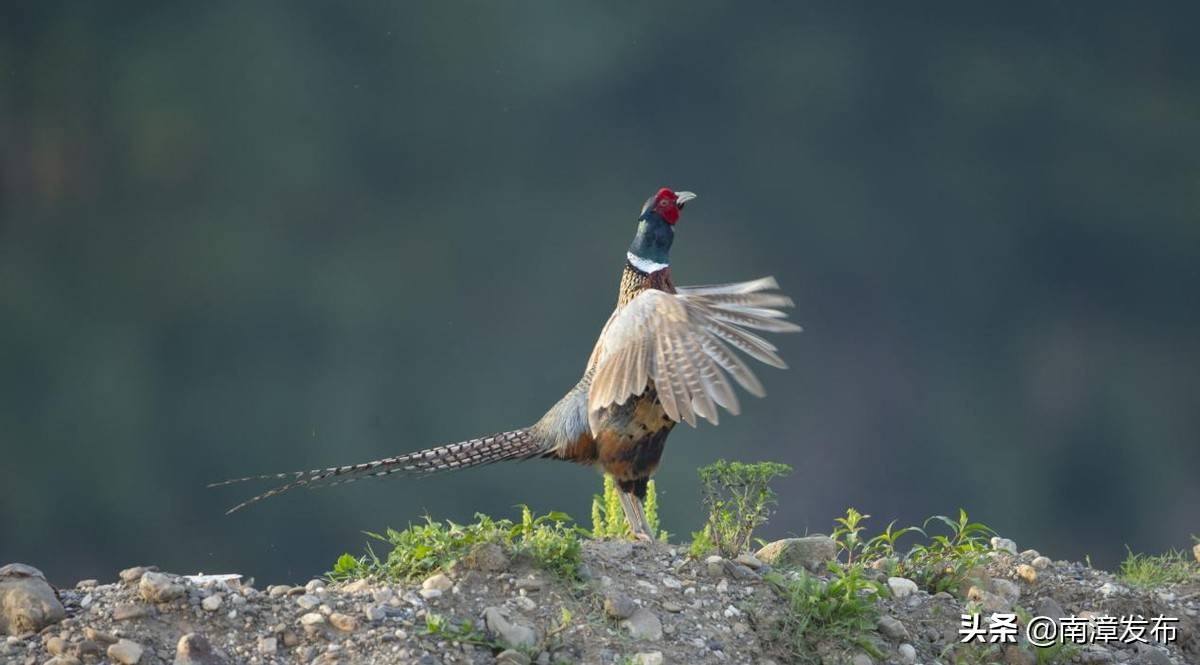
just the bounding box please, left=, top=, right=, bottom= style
left=674, top=191, right=697, bottom=209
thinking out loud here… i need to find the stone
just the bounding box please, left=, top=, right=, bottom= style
left=1034, top=597, right=1065, bottom=621
left=84, top=627, right=118, bottom=644
left=340, top=578, right=371, bottom=594
left=887, top=577, right=919, bottom=599
left=632, top=652, right=664, bottom=665
left=495, top=650, right=531, bottom=665
left=661, top=601, right=683, bottom=613
left=139, top=572, right=184, bottom=603
left=257, top=636, right=277, bottom=656
left=422, top=573, right=453, bottom=592
left=735, top=553, right=763, bottom=569
left=112, top=603, right=153, bottom=621
left=1098, top=582, right=1123, bottom=597
left=44, top=635, right=66, bottom=655
left=755, top=536, right=837, bottom=571
left=419, top=588, right=443, bottom=600
left=363, top=605, right=387, bottom=622
left=201, top=593, right=223, bottom=611
left=1136, top=644, right=1173, bottom=665
left=1193, top=543, right=1200, bottom=564
left=1003, top=644, right=1036, bottom=665
left=851, top=653, right=874, bottom=665
left=603, top=592, right=637, bottom=620
left=990, top=537, right=1018, bottom=555
left=704, top=555, right=725, bottom=577
left=967, top=586, right=1011, bottom=613
left=45, top=657, right=82, bottom=665
left=107, top=639, right=144, bottom=664
left=174, top=632, right=228, bottom=665
left=1079, top=646, right=1115, bottom=663
left=483, top=607, right=537, bottom=648
left=328, top=612, right=357, bottom=632
left=723, top=561, right=758, bottom=580
left=0, top=563, right=65, bottom=635
left=898, top=643, right=916, bottom=664
left=990, top=578, right=1020, bottom=603
left=514, top=596, right=536, bottom=611
left=661, top=576, right=682, bottom=589
left=118, top=566, right=156, bottom=584
left=299, top=612, right=326, bottom=635
left=877, top=615, right=910, bottom=641
left=1015, top=564, right=1037, bottom=584
left=295, top=594, right=320, bottom=609
left=621, top=608, right=663, bottom=641
left=1031, top=556, right=1052, bottom=570
left=515, top=575, right=543, bottom=592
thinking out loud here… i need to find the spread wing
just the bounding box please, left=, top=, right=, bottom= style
left=587, top=277, right=801, bottom=431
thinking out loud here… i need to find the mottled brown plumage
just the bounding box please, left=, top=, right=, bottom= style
left=213, top=188, right=800, bottom=538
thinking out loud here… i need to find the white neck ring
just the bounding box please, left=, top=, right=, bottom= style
left=627, top=252, right=669, bottom=274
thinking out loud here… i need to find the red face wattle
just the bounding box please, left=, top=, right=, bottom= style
left=653, top=188, right=682, bottom=225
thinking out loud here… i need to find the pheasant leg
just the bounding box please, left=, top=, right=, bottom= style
left=617, top=489, right=654, bottom=541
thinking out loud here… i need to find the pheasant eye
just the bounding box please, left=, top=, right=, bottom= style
left=658, top=198, right=671, bottom=208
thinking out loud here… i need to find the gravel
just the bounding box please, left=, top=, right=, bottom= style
left=0, top=537, right=1196, bottom=665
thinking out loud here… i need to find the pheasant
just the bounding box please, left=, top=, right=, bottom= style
left=213, top=188, right=801, bottom=538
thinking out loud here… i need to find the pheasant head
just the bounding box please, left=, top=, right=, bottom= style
left=627, top=188, right=697, bottom=273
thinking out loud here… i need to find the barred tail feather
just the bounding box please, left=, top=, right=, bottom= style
left=213, top=428, right=542, bottom=514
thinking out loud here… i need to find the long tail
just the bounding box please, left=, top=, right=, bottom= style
left=209, top=428, right=542, bottom=514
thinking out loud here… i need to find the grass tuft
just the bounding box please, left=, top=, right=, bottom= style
left=767, top=564, right=884, bottom=664
left=830, top=507, right=994, bottom=596
left=328, top=506, right=586, bottom=582
left=1118, top=547, right=1199, bottom=588
left=590, top=475, right=666, bottom=541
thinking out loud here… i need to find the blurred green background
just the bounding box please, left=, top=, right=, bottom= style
left=2, top=3, right=1198, bottom=585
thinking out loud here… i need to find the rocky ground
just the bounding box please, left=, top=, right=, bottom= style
left=1, top=539, right=1198, bottom=665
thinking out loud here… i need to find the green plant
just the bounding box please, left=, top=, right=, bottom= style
left=423, top=612, right=498, bottom=649
left=901, top=509, right=994, bottom=595
left=832, top=508, right=924, bottom=575
left=328, top=506, right=586, bottom=582
left=688, top=526, right=715, bottom=558
left=1118, top=547, right=1199, bottom=587
left=767, top=564, right=884, bottom=664
left=515, top=506, right=586, bottom=579
left=693, top=459, right=792, bottom=557
left=590, top=476, right=665, bottom=541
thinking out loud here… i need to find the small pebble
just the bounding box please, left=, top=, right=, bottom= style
left=1016, top=564, right=1037, bottom=584
left=106, top=639, right=144, bottom=665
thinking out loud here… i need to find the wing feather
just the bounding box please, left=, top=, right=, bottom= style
left=587, top=277, right=800, bottom=430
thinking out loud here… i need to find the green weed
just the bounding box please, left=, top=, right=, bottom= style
left=423, top=612, right=498, bottom=649
left=828, top=507, right=995, bottom=596
left=690, top=459, right=792, bottom=557
left=328, top=506, right=586, bottom=582
left=590, top=475, right=665, bottom=541
left=767, top=563, right=885, bottom=664
left=1118, top=547, right=1199, bottom=588
left=903, top=510, right=995, bottom=595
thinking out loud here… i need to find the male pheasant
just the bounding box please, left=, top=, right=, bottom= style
left=213, top=188, right=801, bottom=538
